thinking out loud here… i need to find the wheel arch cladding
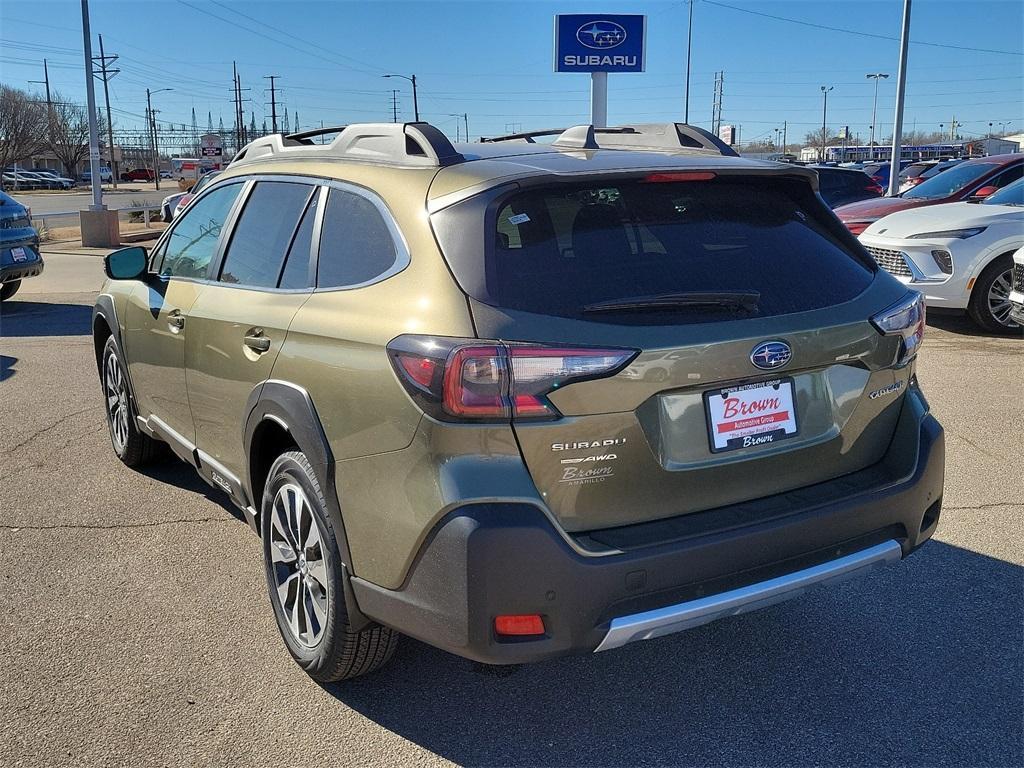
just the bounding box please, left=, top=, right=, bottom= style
left=244, top=380, right=356, bottom=572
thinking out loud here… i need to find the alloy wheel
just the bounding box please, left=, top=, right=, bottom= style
left=104, top=352, right=130, bottom=452
left=988, top=268, right=1018, bottom=328
left=269, top=483, right=330, bottom=647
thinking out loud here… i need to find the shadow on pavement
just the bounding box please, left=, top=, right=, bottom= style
left=1, top=301, right=92, bottom=337
left=328, top=541, right=1022, bottom=767
left=136, top=456, right=248, bottom=527
left=927, top=310, right=1022, bottom=339
left=1, top=355, right=16, bottom=382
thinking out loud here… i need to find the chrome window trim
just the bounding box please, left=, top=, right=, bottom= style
left=150, top=172, right=411, bottom=294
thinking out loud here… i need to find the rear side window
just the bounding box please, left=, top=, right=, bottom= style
left=434, top=176, right=874, bottom=323
left=316, top=189, right=398, bottom=288
left=219, top=181, right=313, bottom=287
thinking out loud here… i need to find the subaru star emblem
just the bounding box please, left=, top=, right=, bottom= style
left=576, top=20, right=628, bottom=50
left=750, top=341, right=792, bottom=370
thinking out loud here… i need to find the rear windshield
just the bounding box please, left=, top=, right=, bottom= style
left=433, top=176, right=874, bottom=323
left=902, top=162, right=996, bottom=200
left=902, top=163, right=933, bottom=179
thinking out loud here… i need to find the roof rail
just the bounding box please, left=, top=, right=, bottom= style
left=230, top=122, right=464, bottom=168
left=480, top=123, right=738, bottom=157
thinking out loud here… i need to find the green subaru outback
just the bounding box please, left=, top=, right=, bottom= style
left=93, top=122, right=944, bottom=681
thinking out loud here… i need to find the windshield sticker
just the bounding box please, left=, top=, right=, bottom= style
left=507, top=213, right=531, bottom=225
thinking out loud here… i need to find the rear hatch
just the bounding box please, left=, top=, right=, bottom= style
left=430, top=167, right=914, bottom=532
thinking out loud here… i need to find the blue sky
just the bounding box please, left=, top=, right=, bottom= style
left=2, top=0, right=1021, bottom=146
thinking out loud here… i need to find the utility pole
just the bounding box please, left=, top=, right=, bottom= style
left=390, top=90, right=399, bottom=123
left=782, top=120, right=787, bottom=154
left=383, top=74, right=419, bottom=121
left=93, top=35, right=120, bottom=188
left=820, top=85, right=833, bottom=162
left=265, top=75, right=280, bottom=132
left=28, top=59, right=54, bottom=147
left=81, top=0, right=103, bottom=210
left=949, top=115, right=961, bottom=141
left=711, top=71, right=723, bottom=134
left=888, top=0, right=912, bottom=197
left=866, top=73, right=889, bottom=160
left=684, top=0, right=694, bottom=123
left=463, top=113, right=469, bottom=143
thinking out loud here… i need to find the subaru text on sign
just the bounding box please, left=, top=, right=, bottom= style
left=554, top=14, right=646, bottom=72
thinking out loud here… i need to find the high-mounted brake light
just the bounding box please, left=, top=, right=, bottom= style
left=871, top=292, right=925, bottom=367
left=388, top=336, right=637, bottom=422
left=642, top=171, right=717, bottom=183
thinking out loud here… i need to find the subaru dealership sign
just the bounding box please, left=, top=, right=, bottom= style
left=554, top=14, right=646, bottom=73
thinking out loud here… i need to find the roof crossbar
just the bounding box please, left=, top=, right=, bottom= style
left=481, top=123, right=739, bottom=157
left=231, top=122, right=464, bottom=168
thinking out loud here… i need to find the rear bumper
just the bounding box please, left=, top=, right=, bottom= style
left=1, top=247, right=44, bottom=283
left=352, top=390, right=944, bottom=665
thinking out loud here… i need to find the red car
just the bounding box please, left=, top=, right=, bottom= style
left=835, top=154, right=1024, bottom=234
left=120, top=168, right=155, bottom=182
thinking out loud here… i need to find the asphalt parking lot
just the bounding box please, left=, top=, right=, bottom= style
left=1, top=250, right=1021, bottom=767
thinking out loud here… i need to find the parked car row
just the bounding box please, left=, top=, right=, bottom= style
left=835, top=153, right=1024, bottom=333
left=2, top=168, right=76, bottom=190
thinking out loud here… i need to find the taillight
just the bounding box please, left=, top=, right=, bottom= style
left=871, top=292, right=925, bottom=367
left=847, top=221, right=872, bottom=235
left=866, top=183, right=884, bottom=195
left=388, top=335, right=637, bottom=422
left=642, top=171, right=717, bottom=183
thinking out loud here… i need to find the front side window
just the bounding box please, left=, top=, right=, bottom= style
left=316, top=189, right=398, bottom=288
left=160, top=183, right=242, bottom=279
left=903, top=162, right=999, bottom=200
left=982, top=177, right=1024, bottom=206
left=219, top=181, right=314, bottom=288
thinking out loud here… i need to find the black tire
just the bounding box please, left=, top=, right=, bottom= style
left=261, top=450, right=398, bottom=682
left=0, top=280, right=21, bottom=301
left=101, top=335, right=162, bottom=466
left=967, top=254, right=1020, bottom=333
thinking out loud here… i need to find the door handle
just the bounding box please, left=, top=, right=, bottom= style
left=167, top=309, right=185, bottom=332
left=243, top=330, right=271, bottom=354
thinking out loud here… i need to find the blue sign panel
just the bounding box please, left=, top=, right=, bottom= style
left=555, top=14, right=646, bottom=73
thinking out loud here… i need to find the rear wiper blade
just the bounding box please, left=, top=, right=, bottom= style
left=583, top=291, right=760, bottom=314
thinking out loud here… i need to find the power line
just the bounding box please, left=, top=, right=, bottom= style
left=700, top=0, right=1024, bottom=56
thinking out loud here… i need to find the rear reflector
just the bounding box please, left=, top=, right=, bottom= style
left=494, top=614, right=545, bottom=636
left=642, top=171, right=717, bottom=183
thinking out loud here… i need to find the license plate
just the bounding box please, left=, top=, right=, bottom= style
left=10, top=247, right=27, bottom=262
left=705, top=378, right=798, bottom=453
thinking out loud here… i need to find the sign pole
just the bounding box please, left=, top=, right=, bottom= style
left=591, top=72, right=608, bottom=128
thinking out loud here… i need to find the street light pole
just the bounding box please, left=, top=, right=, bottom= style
left=81, top=0, right=103, bottom=210
left=888, top=0, right=912, bottom=197
left=866, top=73, right=889, bottom=159
left=684, top=0, right=693, bottom=123
left=383, top=74, right=419, bottom=121
left=820, top=85, right=833, bottom=162
left=147, top=87, right=172, bottom=190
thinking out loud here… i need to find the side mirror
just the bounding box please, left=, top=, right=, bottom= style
left=969, top=185, right=998, bottom=201
left=104, top=246, right=148, bottom=280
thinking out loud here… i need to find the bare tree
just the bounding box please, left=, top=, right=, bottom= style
left=804, top=128, right=839, bottom=148
left=0, top=85, right=48, bottom=171
left=48, top=93, right=103, bottom=177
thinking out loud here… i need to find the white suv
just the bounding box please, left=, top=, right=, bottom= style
left=859, top=178, right=1023, bottom=332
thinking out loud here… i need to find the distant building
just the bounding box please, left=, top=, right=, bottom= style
left=800, top=138, right=1020, bottom=164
